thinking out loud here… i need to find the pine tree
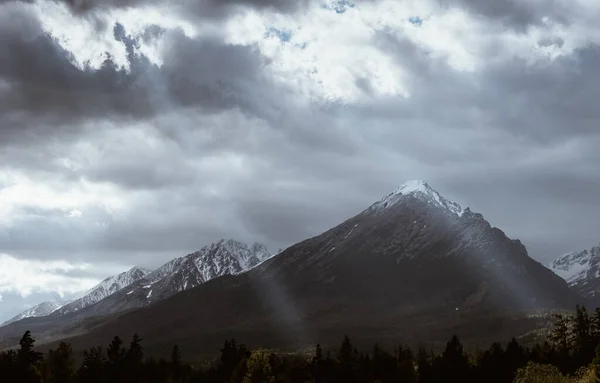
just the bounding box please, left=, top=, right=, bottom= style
left=77, top=346, right=107, bottom=383
left=171, top=344, right=182, bottom=382
left=127, top=333, right=144, bottom=366
left=416, top=348, right=435, bottom=383
left=573, top=305, right=595, bottom=367
left=17, top=331, right=43, bottom=383
left=338, top=335, right=353, bottom=365
left=397, top=344, right=416, bottom=383
left=45, top=342, right=76, bottom=383
left=106, top=336, right=126, bottom=383
left=18, top=331, right=43, bottom=366
left=337, top=335, right=356, bottom=382
left=311, top=344, right=324, bottom=383
left=126, top=333, right=144, bottom=383
left=440, top=335, right=471, bottom=382
left=107, top=336, right=126, bottom=364
left=549, top=313, right=572, bottom=372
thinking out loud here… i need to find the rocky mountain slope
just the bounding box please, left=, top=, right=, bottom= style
left=2, top=302, right=62, bottom=326
left=56, top=181, right=578, bottom=356
left=74, top=239, right=273, bottom=316
left=548, top=243, right=600, bottom=301
left=0, top=240, right=271, bottom=348
left=50, top=266, right=153, bottom=317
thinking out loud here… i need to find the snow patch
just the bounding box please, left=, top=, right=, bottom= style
left=370, top=180, right=465, bottom=217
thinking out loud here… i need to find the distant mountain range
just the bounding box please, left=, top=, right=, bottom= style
left=2, top=302, right=63, bottom=326
left=25, top=180, right=581, bottom=356
left=0, top=240, right=272, bottom=347
left=548, top=243, right=600, bottom=301
left=51, top=266, right=153, bottom=317
left=4, top=180, right=596, bottom=356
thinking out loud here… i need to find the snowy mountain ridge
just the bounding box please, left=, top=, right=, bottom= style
left=2, top=301, right=63, bottom=326
left=51, top=266, right=153, bottom=316
left=548, top=243, right=600, bottom=298
left=127, top=239, right=272, bottom=302
left=370, top=180, right=465, bottom=217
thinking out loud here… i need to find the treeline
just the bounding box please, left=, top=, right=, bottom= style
left=2, top=305, right=600, bottom=382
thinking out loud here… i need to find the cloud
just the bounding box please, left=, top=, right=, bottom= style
left=0, top=0, right=313, bottom=21
left=0, top=253, right=98, bottom=297
left=1, top=0, right=600, bottom=299
left=0, top=16, right=275, bottom=146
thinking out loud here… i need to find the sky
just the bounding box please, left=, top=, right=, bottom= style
left=1, top=0, right=600, bottom=321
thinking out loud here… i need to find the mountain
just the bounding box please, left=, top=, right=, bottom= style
left=0, top=240, right=271, bottom=348
left=55, top=181, right=578, bottom=356
left=548, top=243, right=600, bottom=300
left=50, top=266, right=152, bottom=317
left=76, top=239, right=272, bottom=315
left=2, top=302, right=62, bottom=326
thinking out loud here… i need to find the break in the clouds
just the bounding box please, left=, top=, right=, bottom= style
left=1, top=0, right=600, bottom=320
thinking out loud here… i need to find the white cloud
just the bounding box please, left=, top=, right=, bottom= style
left=0, top=254, right=99, bottom=297
left=0, top=168, right=128, bottom=227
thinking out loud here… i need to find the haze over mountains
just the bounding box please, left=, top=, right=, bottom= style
left=2, top=180, right=593, bottom=356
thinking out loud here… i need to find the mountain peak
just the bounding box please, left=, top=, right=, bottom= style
left=128, top=266, right=152, bottom=275
left=548, top=242, right=600, bottom=285
left=371, top=180, right=465, bottom=217
left=2, top=301, right=63, bottom=326
left=393, top=180, right=431, bottom=194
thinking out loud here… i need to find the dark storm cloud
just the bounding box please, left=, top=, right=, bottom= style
left=0, top=7, right=273, bottom=146
left=0, top=0, right=311, bottom=19
left=0, top=4, right=355, bottom=163
left=435, top=0, right=572, bottom=30
left=3, top=0, right=600, bottom=272
left=369, top=30, right=600, bottom=144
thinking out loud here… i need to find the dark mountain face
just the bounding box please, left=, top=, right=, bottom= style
left=50, top=181, right=579, bottom=355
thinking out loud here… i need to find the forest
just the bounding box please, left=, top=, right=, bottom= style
left=2, top=306, right=600, bottom=383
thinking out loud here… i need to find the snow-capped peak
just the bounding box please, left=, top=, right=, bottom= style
left=128, top=239, right=272, bottom=300
left=371, top=180, right=465, bottom=216
left=52, top=265, right=153, bottom=316
left=393, top=180, right=431, bottom=195
left=548, top=243, right=600, bottom=284
left=2, top=301, right=63, bottom=326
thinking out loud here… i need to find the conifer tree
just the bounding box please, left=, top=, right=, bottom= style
left=126, top=333, right=144, bottom=383
left=171, top=344, right=183, bottom=382
left=311, top=344, right=324, bottom=383
left=77, top=346, right=107, bottom=383
left=45, top=342, right=76, bottom=383
left=440, top=335, right=471, bottom=382
left=17, top=331, right=43, bottom=383
left=18, top=331, right=43, bottom=366
left=106, top=336, right=126, bottom=383
left=416, top=348, right=435, bottom=383
left=573, top=305, right=595, bottom=367
left=107, top=336, right=126, bottom=364
left=127, top=333, right=144, bottom=366
left=338, top=335, right=353, bottom=365
left=397, top=344, right=417, bottom=383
